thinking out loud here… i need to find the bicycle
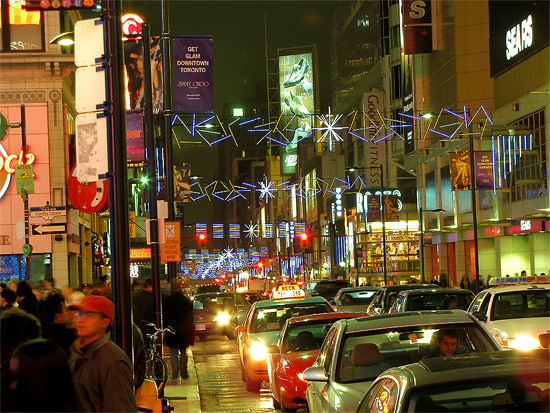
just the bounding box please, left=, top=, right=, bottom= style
left=144, top=322, right=174, bottom=396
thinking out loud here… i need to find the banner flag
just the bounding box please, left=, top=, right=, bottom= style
left=366, top=195, right=381, bottom=222
left=449, top=152, right=472, bottom=190
left=384, top=195, right=400, bottom=222
left=172, top=36, right=213, bottom=113
left=174, top=163, right=191, bottom=203
left=474, top=151, right=494, bottom=189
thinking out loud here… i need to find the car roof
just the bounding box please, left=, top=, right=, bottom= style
left=383, top=351, right=549, bottom=387
left=194, top=292, right=236, bottom=298
left=382, top=284, right=439, bottom=291
left=483, top=284, right=550, bottom=293
left=255, top=296, right=331, bottom=308
left=345, top=310, right=476, bottom=333
left=287, top=311, right=365, bottom=325
left=338, top=286, right=379, bottom=293
left=316, top=279, right=349, bottom=284
left=400, top=288, right=473, bottom=296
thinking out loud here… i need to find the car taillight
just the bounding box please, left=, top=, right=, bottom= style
left=539, top=333, right=549, bottom=348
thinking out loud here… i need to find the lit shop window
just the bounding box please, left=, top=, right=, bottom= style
left=0, top=0, right=44, bottom=52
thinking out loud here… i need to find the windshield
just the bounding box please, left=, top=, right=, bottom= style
left=406, top=376, right=550, bottom=412
left=250, top=302, right=333, bottom=333
left=315, top=282, right=349, bottom=296
left=193, top=295, right=234, bottom=311
left=196, top=285, right=221, bottom=294
left=282, top=319, right=341, bottom=353
left=338, top=290, right=377, bottom=306
left=337, top=324, right=496, bottom=383
left=491, top=290, right=550, bottom=321
left=405, top=292, right=473, bottom=311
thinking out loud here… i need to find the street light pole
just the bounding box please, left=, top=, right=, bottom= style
left=419, top=206, right=425, bottom=283
left=379, top=165, right=388, bottom=286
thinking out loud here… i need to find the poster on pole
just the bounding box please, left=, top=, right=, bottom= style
left=366, top=195, right=381, bottom=222
left=172, top=36, right=213, bottom=113
left=384, top=195, right=400, bottom=222
left=75, top=113, right=108, bottom=183
left=174, top=163, right=191, bottom=203
left=474, top=151, right=494, bottom=189
left=449, top=152, right=471, bottom=190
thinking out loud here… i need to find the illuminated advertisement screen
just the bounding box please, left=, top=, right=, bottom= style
left=279, top=53, right=314, bottom=175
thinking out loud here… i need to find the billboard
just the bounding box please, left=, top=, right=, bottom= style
left=126, top=110, right=145, bottom=163
left=402, top=0, right=433, bottom=54
left=279, top=53, right=314, bottom=117
left=362, top=90, right=386, bottom=188
left=172, top=36, right=214, bottom=113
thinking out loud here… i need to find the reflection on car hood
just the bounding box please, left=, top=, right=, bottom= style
left=284, top=350, right=319, bottom=373
left=487, top=318, right=550, bottom=337
left=249, top=331, right=281, bottom=346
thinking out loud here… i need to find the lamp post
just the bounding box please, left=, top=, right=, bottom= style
left=419, top=207, right=445, bottom=283
left=346, top=165, right=387, bottom=286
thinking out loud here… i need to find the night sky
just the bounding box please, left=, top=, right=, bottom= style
left=122, top=0, right=338, bottom=223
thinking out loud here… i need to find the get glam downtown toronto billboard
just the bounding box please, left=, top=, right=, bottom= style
left=279, top=53, right=314, bottom=175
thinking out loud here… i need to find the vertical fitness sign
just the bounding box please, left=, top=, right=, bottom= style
left=172, top=36, right=213, bottom=113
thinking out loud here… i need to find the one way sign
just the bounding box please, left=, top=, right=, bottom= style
left=32, top=224, right=67, bottom=236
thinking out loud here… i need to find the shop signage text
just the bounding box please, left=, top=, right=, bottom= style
left=0, top=149, right=36, bottom=174
left=506, top=15, right=532, bottom=60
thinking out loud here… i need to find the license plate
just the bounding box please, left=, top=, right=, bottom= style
left=196, top=324, right=206, bottom=331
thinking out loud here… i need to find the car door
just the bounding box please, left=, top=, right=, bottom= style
left=308, top=323, right=340, bottom=412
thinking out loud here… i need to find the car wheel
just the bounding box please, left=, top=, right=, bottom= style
left=272, top=396, right=281, bottom=409
left=244, top=361, right=261, bottom=392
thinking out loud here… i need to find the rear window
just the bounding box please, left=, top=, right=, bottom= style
left=250, top=302, right=333, bottom=333
left=337, top=324, right=497, bottom=384
left=338, top=290, right=377, bottom=306
left=281, top=319, right=343, bottom=353
left=492, top=290, right=550, bottom=321
left=193, top=295, right=234, bottom=311
left=405, top=293, right=473, bottom=311
left=315, top=282, right=349, bottom=295
left=406, top=375, right=550, bottom=412
left=196, top=285, right=221, bottom=294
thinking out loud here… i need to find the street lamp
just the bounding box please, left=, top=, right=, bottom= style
left=419, top=207, right=445, bottom=283
left=346, top=165, right=387, bottom=286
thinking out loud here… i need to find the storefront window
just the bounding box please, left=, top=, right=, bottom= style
left=0, top=0, right=44, bottom=52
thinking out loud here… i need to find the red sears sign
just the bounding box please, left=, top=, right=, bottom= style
left=67, top=165, right=109, bottom=212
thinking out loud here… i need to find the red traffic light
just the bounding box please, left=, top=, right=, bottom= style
left=257, top=261, right=264, bottom=268
left=300, top=233, right=308, bottom=241
left=198, top=233, right=206, bottom=240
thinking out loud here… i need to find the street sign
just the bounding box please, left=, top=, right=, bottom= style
left=22, top=244, right=32, bottom=258
left=160, top=221, right=181, bottom=263
left=30, top=205, right=66, bottom=220
left=129, top=211, right=136, bottom=238
left=15, top=164, right=34, bottom=195
left=32, top=223, right=67, bottom=236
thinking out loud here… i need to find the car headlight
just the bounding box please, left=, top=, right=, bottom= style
left=509, top=334, right=540, bottom=351
left=248, top=340, right=268, bottom=360
left=214, top=312, right=231, bottom=325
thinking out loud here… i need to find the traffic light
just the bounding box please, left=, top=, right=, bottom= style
left=256, top=260, right=264, bottom=270
left=299, top=233, right=311, bottom=252
left=197, top=233, right=207, bottom=249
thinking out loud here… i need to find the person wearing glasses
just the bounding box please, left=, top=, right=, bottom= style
left=69, top=295, right=137, bottom=412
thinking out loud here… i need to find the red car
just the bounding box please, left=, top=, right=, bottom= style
left=267, top=312, right=366, bottom=411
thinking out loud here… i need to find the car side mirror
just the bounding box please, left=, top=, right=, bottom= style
left=472, top=311, right=486, bottom=322
left=303, top=366, right=329, bottom=382
left=266, top=344, right=279, bottom=354
left=234, top=325, right=245, bottom=333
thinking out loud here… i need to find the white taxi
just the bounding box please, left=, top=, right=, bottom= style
left=468, top=276, right=550, bottom=350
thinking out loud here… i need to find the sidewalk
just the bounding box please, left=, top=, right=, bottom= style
left=163, top=347, right=201, bottom=412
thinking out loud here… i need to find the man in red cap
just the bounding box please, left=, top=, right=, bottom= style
left=69, top=295, right=137, bottom=412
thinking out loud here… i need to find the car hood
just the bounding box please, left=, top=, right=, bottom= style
left=488, top=318, right=550, bottom=337
left=284, top=350, right=319, bottom=373
left=332, top=380, right=372, bottom=412
left=249, top=331, right=281, bottom=346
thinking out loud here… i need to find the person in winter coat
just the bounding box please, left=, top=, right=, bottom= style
left=163, top=279, right=194, bottom=380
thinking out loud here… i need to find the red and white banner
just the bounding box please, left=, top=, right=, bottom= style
left=362, top=90, right=386, bottom=188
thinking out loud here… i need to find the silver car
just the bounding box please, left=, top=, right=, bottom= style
left=335, top=286, right=379, bottom=313
left=357, top=350, right=550, bottom=412
left=303, top=310, right=501, bottom=413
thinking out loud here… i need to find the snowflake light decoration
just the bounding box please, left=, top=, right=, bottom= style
left=245, top=223, right=260, bottom=239
left=258, top=177, right=277, bottom=202
left=313, top=107, right=346, bottom=146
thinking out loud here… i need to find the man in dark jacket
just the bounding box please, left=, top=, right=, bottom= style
left=69, top=295, right=137, bottom=412
left=163, top=279, right=194, bottom=380
left=133, top=278, right=155, bottom=341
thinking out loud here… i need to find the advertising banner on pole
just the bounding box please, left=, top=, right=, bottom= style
left=474, top=151, right=494, bottom=189
left=126, top=110, right=145, bottom=163
left=362, top=90, right=386, bottom=188
left=172, top=36, right=213, bottom=113
left=174, top=163, right=191, bottom=203
left=366, top=195, right=381, bottom=223
left=449, top=152, right=472, bottom=190
left=384, top=195, right=400, bottom=222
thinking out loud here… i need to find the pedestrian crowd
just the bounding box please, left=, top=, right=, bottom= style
left=0, top=275, right=195, bottom=412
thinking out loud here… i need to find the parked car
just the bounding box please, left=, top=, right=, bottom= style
left=335, top=286, right=379, bottom=313
left=366, top=284, right=439, bottom=315
left=357, top=350, right=550, bottom=412
left=389, top=288, right=474, bottom=313
left=311, top=279, right=350, bottom=304
left=303, top=310, right=501, bottom=413
left=468, top=278, right=550, bottom=350
left=267, top=312, right=366, bottom=411
left=192, top=292, right=250, bottom=340
left=235, top=286, right=335, bottom=392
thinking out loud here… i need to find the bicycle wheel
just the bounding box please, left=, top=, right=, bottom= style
left=152, top=356, right=168, bottom=393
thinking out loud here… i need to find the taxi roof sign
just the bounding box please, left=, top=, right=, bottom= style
left=489, top=276, right=548, bottom=286
left=272, top=284, right=306, bottom=299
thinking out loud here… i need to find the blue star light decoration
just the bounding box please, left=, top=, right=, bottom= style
left=313, top=107, right=347, bottom=147
left=258, top=177, right=277, bottom=202
left=245, top=223, right=260, bottom=239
